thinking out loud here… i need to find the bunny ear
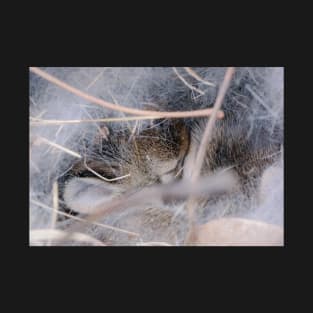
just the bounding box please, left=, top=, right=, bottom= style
left=63, top=177, right=123, bottom=214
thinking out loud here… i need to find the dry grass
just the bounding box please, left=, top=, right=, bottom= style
left=185, top=67, right=236, bottom=243
left=83, top=157, right=131, bottom=182
left=30, top=67, right=224, bottom=120
left=33, top=136, right=82, bottom=159
left=30, top=199, right=140, bottom=238
left=183, top=67, right=216, bottom=87
left=190, top=67, right=235, bottom=182
left=172, top=67, right=205, bottom=95
left=30, top=115, right=161, bottom=126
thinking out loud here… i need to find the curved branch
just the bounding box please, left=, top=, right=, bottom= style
left=29, top=67, right=224, bottom=119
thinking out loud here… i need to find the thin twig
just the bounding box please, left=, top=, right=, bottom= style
left=79, top=104, right=108, bottom=146
left=174, top=166, right=184, bottom=178
left=128, top=119, right=139, bottom=143
left=172, top=67, right=205, bottom=95
left=35, top=136, right=82, bottom=159
left=183, top=67, right=216, bottom=87
left=185, top=67, right=236, bottom=243
left=107, top=88, right=140, bottom=135
left=30, top=199, right=140, bottom=237
left=30, top=159, right=40, bottom=173
left=245, top=84, right=276, bottom=117
left=30, top=116, right=160, bottom=126
left=48, top=181, right=59, bottom=246
left=32, top=109, right=47, bottom=119
left=83, top=157, right=130, bottom=182
left=29, top=96, right=37, bottom=106
left=55, top=125, right=64, bottom=137
left=51, top=182, right=59, bottom=228
left=191, top=67, right=236, bottom=182
left=29, top=67, right=224, bottom=119
left=85, top=68, right=107, bottom=91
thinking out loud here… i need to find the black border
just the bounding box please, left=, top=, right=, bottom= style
left=8, top=29, right=294, bottom=283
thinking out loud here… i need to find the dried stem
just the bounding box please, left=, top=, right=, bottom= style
left=29, top=67, right=224, bottom=119
left=51, top=182, right=59, bottom=226
left=48, top=181, right=59, bottom=245
left=172, top=67, right=205, bottom=95
left=34, top=136, right=82, bottom=159
left=185, top=67, right=236, bottom=243
left=191, top=67, right=236, bottom=182
left=85, top=68, right=107, bottom=91
left=183, top=67, right=216, bottom=87
left=83, top=157, right=131, bottom=182
left=30, top=116, right=162, bottom=126
left=30, top=199, right=140, bottom=237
